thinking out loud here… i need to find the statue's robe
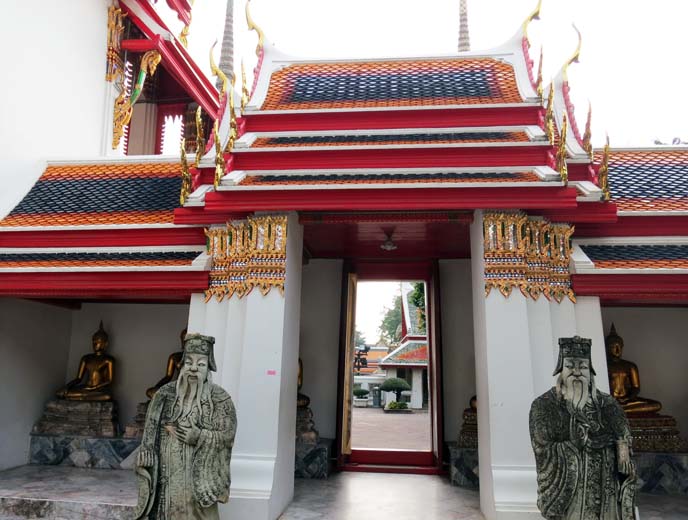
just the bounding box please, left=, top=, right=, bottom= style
left=134, top=381, right=237, bottom=519
left=529, top=388, right=636, bottom=520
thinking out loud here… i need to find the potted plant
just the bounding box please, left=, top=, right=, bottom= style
left=353, top=388, right=370, bottom=407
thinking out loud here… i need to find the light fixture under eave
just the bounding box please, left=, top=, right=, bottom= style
left=380, top=232, right=398, bottom=251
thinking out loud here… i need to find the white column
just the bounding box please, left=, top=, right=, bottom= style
left=384, top=367, right=397, bottom=404
left=470, top=211, right=540, bottom=520
left=411, top=368, right=423, bottom=409
left=526, top=298, right=556, bottom=397
left=574, top=296, right=610, bottom=393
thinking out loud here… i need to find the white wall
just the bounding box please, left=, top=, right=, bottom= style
left=66, top=303, right=190, bottom=430
left=602, top=307, right=688, bottom=434
left=298, top=259, right=343, bottom=439
left=0, top=299, right=72, bottom=470
left=0, top=0, right=111, bottom=217
left=439, top=259, right=476, bottom=443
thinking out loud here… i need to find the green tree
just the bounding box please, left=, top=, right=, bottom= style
left=409, top=282, right=426, bottom=332
left=378, top=295, right=402, bottom=345
left=380, top=377, right=411, bottom=402
left=354, top=329, right=367, bottom=349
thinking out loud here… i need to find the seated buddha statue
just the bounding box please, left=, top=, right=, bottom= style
left=297, top=358, right=310, bottom=408
left=145, top=328, right=186, bottom=399
left=56, top=322, right=115, bottom=401
left=605, top=323, right=662, bottom=414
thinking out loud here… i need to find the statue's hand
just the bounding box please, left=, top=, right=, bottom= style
left=617, top=441, right=632, bottom=475
left=176, top=423, right=201, bottom=446
left=199, top=491, right=215, bottom=508
left=137, top=448, right=155, bottom=468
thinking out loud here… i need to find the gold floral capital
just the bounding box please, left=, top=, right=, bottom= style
left=205, top=215, right=288, bottom=301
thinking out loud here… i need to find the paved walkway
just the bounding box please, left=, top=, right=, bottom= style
left=351, top=406, right=431, bottom=450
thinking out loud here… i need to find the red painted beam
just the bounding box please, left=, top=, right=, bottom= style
left=574, top=215, right=688, bottom=237
left=203, top=186, right=579, bottom=213
left=0, top=228, right=207, bottom=248
left=299, top=211, right=474, bottom=225
left=348, top=449, right=435, bottom=467
left=0, top=271, right=209, bottom=300
left=533, top=202, right=618, bottom=225
left=567, top=162, right=596, bottom=183
left=244, top=106, right=543, bottom=133
left=233, top=145, right=553, bottom=171
left=572, top=274, right=688, bottom=304
left=173, top=207, right=250, bottom=225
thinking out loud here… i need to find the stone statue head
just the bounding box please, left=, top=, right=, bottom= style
left=179, top=327, right=188, bottom=350
left=554, top=337, right=597, bottom=410
left=171, top=333, right=216, bottom=423
left=92, top=321, right=109, bottom=354
left=182, top=333, right=216, bottom=371
left=605, top=323, right=624, bottom=359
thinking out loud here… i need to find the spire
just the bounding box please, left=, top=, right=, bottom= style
left=217, top=0, right=234, bottom=90
left=458, top=0, right=470, bottom=52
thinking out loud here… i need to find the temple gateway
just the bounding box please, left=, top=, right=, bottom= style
left=0, top=1, right=686, bottom=519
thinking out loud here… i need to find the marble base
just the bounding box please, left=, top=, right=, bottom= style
left=448, top=442, right=479, bottom=490
left=295, top=404, right=331, bottom=479
left=0, top=465, right=135, bottom=519
left=635, top=451, right=688, bottom=495
left=123, top=401, right=149, bottom=438
left=32, top=400, right=118, bottom=438
left=29, top=434, right=139, bottom=470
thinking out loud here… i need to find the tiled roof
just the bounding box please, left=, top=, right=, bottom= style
left=380, top=342, right=428, bottom=366
left=239, top=171, right=541, bottom=186
left=250, top=131, right=531, bottom=148
left=580, top=244, right=688, bottom=269
left=0, top=251, right=200, bottom=269
left=1, top=162, right=181, bottom=227
left=605, top=150, right=688, bottom=212
left=261, top=58, right=525, bottom=111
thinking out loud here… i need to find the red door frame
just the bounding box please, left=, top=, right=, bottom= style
left=335, top=259, right=444, bottom=474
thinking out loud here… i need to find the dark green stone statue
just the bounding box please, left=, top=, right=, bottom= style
left=529, top=336, right=637, bottom=519
left=134, top=333, right=237, bottom=519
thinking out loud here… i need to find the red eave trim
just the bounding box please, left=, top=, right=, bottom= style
left=574, top=215, right=688, bottom=237
left=121, top=35, right=220, bottom=119
left=533, top=202, right=618, bottom=225
left=572, top=273, right=688, bottom=305
left=299, top=211, right=474, bottom=225
left=243, top=106, right=543, bottom=133
left=203, top=186, right=578, bottom=214
left=0, top=271, right=209, bottom=300
left=0, top=227, right=207, bottom=248
left=234, top=146, right=554, bottom=171
left=173, top=207, right=250, bottom=225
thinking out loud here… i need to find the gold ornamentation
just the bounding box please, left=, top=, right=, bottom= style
left=241, top=60, right=250, bottom=112
left=483, top=213, right=575, bottom=303
left=209, top=41, right=228, bottom=98
left=563, top=24, right=582, bottom=81
left=180, top=139, right=192, bottom=205
left=106, top=5, right=126, bottom=83
left=545, top=83, right=555, bottom=145
left=213, top=120, right=225, bottom=188
left=556, top=112, right=568, bottom=185
left=112, top=50, right=162, bottom=149
left=582, top=102, right=593, bottom=159
left=598, top=135, right=611, bottom=201
left=522, top=0, right=542, bottom=44
left=178, top=0, right=195, bottom=47
left=536, top=47, right=543, bottom=99
left=205, top=215, right=288, bottom=301
left=195, top=106, right=205, bottom=167
left=224, top=73, right=238, bottom=153
left=246, top=0, right=265, bottom=58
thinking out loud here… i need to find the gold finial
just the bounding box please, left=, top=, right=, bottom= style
left=536, top=47, right=544, bottom=99
left=563, top=24, right=582, bottom=81
left=195, top=106, right=205, bottom=167
left=180, top=139, right=192, bottom=205
left=209, top=40, right=228, bottom=98
left=522, top=0, right=542, bottom=44
left=213, top=120, right=225, bottom=189
left=106, top=6, right=126, bottom=83
left=545, top=82, right=555, bottom=145
left=598, top=134, right=611, bottom=201
left=246, top=0, right=265, bottom=58
left=241, top=60, right=250, bottom=112
left=556, top=112, right=568, bottom=186
left=582, top=102, right=593, bottom=159
left=224, top=74, right=239, bottom=153
left=178, top=0, right=195, bottom=47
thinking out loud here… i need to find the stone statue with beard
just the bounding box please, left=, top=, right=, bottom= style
left=529, top=337, right=637, bottom=520
left=134, top=333, right=237, bottom=519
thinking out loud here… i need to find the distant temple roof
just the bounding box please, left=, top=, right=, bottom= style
left=380, top=341, right=428, bottom=368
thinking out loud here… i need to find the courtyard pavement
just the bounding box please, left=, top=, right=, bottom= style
left=351, top=406, right=431, bottom=450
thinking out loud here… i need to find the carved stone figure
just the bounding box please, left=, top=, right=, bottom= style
left=146, top=327, right=187, bottom=399
left=134, top=333, right=237, bottom=519
left=605, top=324, right=661, bottom=414
left=56, top=321, right=114, bottom=401
left=529, top=336, right=636, bottom=519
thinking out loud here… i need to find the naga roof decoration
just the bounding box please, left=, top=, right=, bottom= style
left=0, top=161, right=182, bottom=228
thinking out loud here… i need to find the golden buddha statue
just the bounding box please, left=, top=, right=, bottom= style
left=145, top=328, right=186, bottom=399
left=56, top=322, right=115, bottom=401
left=605, top=323, right=662, bottom=414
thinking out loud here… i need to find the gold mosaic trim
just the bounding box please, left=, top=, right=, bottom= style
left=484, top=212, right=575, bottom=303
left=205, top=215, right=287, bottom=301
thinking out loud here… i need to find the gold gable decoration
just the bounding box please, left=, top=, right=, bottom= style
left=205, top=215, right=288, bottom=302
left=483, top=212, right=575, bottom=303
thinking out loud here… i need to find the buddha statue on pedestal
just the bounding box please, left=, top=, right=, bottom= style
left=605, top=324, right=661, bottom=415
left=56, top=321, right=115, bottom=401
left=145, top=328, right=187, bottom=399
